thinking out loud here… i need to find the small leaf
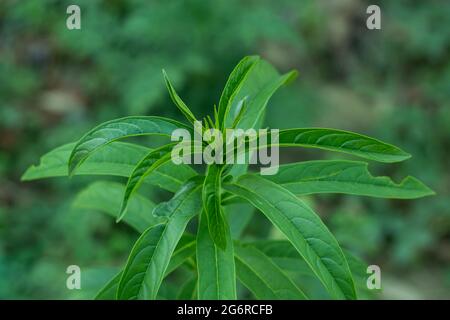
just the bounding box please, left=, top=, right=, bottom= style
left=231, top=97, right=248, bottom=129
left=224, top=175, right=356, bottom=300
left=213, top=104, right=219, bottom=128
left=263, top=160, right=434, bottom=198
left=196, top=211, right=236, bottom=299
left=162, top=69, right=197, bottom=124
left=68, top=116, right=191, bottom=175
left=206, top=115, right=215, bottom=129
left=217, top=55, right=259, bottom=129
left=223, top=59, right=297, bottom=129
left=202, top=165, right=227, bottom=249
left=118, top=143, right=176, bottom=222
left=117, top=180, right=202, bottom=300
left=234, top=244, right=308, bottom=299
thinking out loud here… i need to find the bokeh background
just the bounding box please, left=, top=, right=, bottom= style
left=1, top=0, right=449, bottom=299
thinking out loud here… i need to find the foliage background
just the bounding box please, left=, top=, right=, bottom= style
left=0, top=0, right=449, bottom=299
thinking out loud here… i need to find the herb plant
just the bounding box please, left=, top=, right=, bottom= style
left=22, top=56, right=434, bottom=300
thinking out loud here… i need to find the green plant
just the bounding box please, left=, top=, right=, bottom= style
left=22, top=56, right=434, bottom=300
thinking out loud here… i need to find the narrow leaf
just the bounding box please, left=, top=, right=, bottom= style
left=202, top=165, right=227, bottom=249
left=23, top=142, right=146, bottom=180
left=234, top=244, right=308, bottom=299
left=223, top=59, right=297, bottom=129
left=162, top=70, right=197, bottom=124
left=223, top=175, right=356, bottom=300
left=22, top=142, right=197, bottom=193
left=218, top=55, right=259, bottom=129
left=264, top=160, right=434, bottom=198
left=117, top=180, right=202, bottom=300
left=272, top=128, right=411, bottom=163
left=230, top=97, right=248, bottom=129
left=68, top=116, right=191, bottom=175
left=196, top=211, right=236, bottom=299
left=235, top=69, right=297, bottom=130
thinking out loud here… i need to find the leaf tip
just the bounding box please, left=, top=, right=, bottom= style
left=285, top=69, right=299, bottom=84
left=20, top=170, right=31, bottom=182
left=116, top=203, right=127, bottom=223
left=67, top=165, right=77, bottom=178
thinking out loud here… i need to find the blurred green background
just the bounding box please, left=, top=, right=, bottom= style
left=1, top=0, right=449, bottom=299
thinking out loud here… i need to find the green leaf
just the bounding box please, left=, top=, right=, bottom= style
left=68, top=116, right=191, bottom=175
left=217, top=55, right=259, bottom=129
left=223, top=175, right=356, bottom=300
left=202, top=164, right=228, bottom=249
left=263, top=160, right=434, bottom=199
left=118, top=143, right=176, bottom=222
left=230, top=97, right=248, bottom=129
left=223, top=59, right=297, bottom=130
left=22, top=142, right=196, bottom=192
left=274, top=128, right=411, bottom=163
left=162, top=69, right=197, bottom=124
left=196, top=211, right=236, bottom=299
left=234, top=244, right=308, bottom=300
left=73, top=181, right=163, bottom=233
left=95, top=271, right=122, bottom=300
left=23, top=142, right=147, bottom=180
left=117, top=180, right=202, bottom=300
